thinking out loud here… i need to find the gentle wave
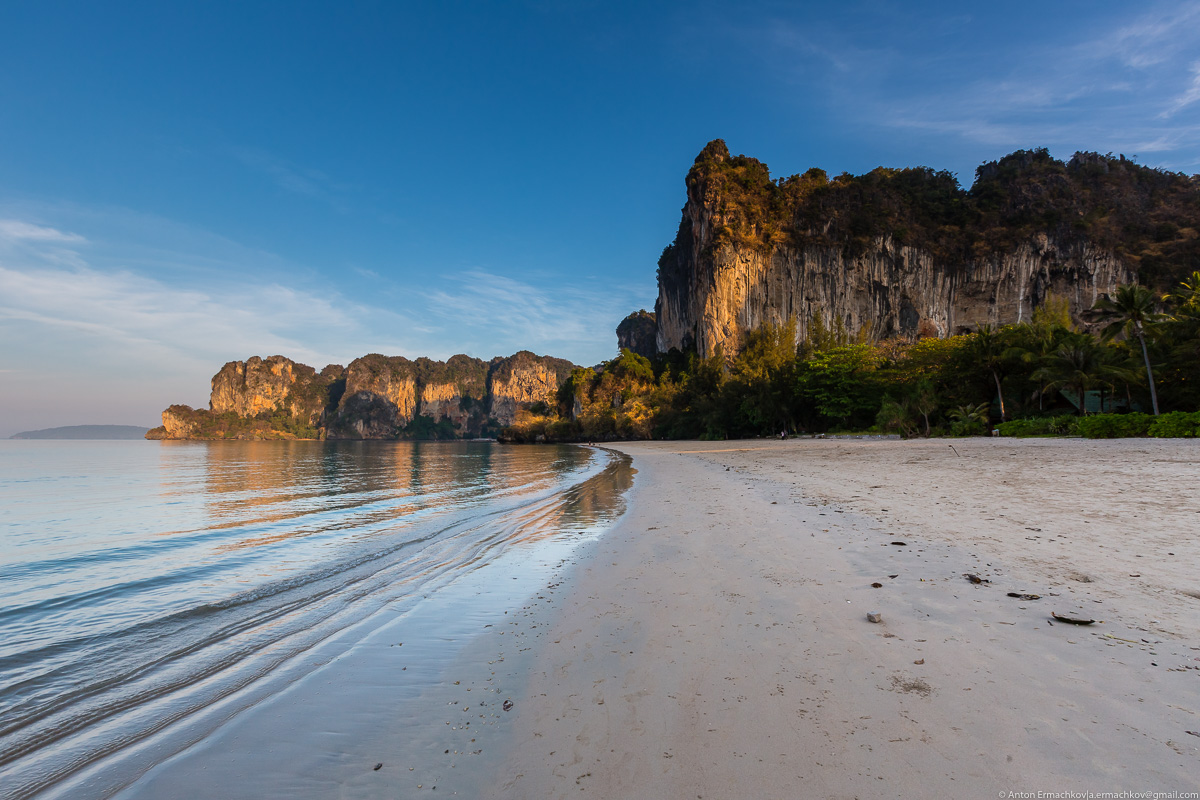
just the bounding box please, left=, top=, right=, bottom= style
left=0, top=441, right=631, bottom=800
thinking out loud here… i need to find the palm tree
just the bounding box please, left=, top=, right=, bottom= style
left=1091, top=285, right=1164, bottom=415
left=911, top=380, right=939, bottom=436
left=948, top=402, right=990, bottom=434
left=948, top=402, right=990, bottom=424
left=1094, top=347, right=1138, bottom=413
left=968, top=324, right=1011, bottom=421
left=876, top=397, right=919, bottom=438
left=1008, top=318, right=1070, bottom=411
left=1168, top=270, right=1200, bottom=314
left=1032, top=336, right=1104, bottom=416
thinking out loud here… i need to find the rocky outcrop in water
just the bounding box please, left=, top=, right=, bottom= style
left=149, top=351, right=575, bottom=440
left=150, top=406, right=202, bottom=439
left=652, top=140, right=1197, bottom=357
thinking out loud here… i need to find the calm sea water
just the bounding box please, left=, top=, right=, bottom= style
left=0, top=440, right=631, bottom=799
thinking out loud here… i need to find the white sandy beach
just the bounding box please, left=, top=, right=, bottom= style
left=101, top=438, right=1199, bottom=800
left=489, top=438, right=1200, bottom=798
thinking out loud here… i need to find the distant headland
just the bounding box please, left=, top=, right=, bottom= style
left=12, top=425, right=154, bottom=440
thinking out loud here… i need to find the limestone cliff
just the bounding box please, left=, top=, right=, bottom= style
left=328, top=354, right=420, bottom=438
left=415, top=355, right=489, bottom=431
left=325, top=353, right=490, bottom=439
left=151, top=350, right=576, bottom=440
left=145, top=404, right=312, bottom=440
left=148, top=405, right=200, bottom=439
left=486, top=351, right=576, bottom=427
left=210, top=356, right=343, bottom=426
left=654, top=141, right=1197, bottom=357
left=616, top=310, right=657, bottom=359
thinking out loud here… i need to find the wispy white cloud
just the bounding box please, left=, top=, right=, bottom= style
left=0, top=212, right=414, bottom=433
left=747, top=1, right=1200, bottom=175
left=231, top=147, right=354, bottom=215
left=1160, top=60, right=1200, bottom=117
left=0, top=208, right=647, bottom=435
left=0, top=219, right=86, bottom=243
left=424, top=269, right=650, bottom=365
left=1102, top=3, right=1200, bottom=69
left=0, top=263, right=377, bottom=369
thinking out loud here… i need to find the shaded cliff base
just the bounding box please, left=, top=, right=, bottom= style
left=491, top=439, right=1200, bottom=796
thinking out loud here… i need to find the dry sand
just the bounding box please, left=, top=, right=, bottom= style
left=489, top=438, right=1200, bottom=798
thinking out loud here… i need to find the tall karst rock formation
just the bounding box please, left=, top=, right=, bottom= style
left=150, top=351, right=575, bottom=440
left=653, top=140, right=1199, bottom=357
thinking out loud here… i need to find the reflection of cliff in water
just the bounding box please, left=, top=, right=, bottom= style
left=558, top=448, right=634, bottom=529
left=159, top=441, right=607, bottom=555
left=501, top=447, right=634, bottom=548
left=2, top=442, right=631, bottom=800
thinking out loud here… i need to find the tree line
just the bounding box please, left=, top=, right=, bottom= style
left=503, top=273, right=1200, bottom=442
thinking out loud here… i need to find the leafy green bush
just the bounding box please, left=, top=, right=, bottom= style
left=1073, top=413, right=1153, bottom=439
left=1148, top=410, right=1200, bottom=437
left=949, top=419, right=987, bottom=436
left=995, top=417, right=1062, bottom=437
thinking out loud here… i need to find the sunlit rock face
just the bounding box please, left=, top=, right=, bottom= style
left=486, top=351, right=576, bottom=427
left=209, top=355, right=340, bottom=426
left=656, top=234, right=1134, bottom=358
left=210, top=356, right=303, bottom=416
left=155, top=349, right=578, bottom=440
left=654, top=141, right=1150, bottom=358
left=151, top=405, right=199, bottom=439
left=416, top=354, right=490, bottom=432
left=315, top=352, right=573, bottom=438
left=327, top=354, right=420, bottom=438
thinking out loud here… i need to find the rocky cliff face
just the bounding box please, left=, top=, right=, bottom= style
left=416, top=354, right=490, bottom=431
left=653, top=140, right=1192, bottom=357
left=325, top=353, right=491, bottom=439
left=328, top=354, right=420, bottom=438
left=151, top=350, right=576, bottom=440
left=210, top=356, right=343, bottom=425
left=152, top=405, right=200, bottom=439
left=657, top=232, right=1134, bottom=358
left=486, top=351, right=576, bottom=426
left=616, top=310, right=657, bottom=359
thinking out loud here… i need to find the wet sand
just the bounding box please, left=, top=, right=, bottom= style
left=489, top=438, right=1200, bottom=798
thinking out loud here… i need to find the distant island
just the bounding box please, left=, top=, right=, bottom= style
left=12, top=425, right=154, bottom=440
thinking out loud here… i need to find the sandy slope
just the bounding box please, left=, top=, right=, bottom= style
left=490, top=438, right=1200, bottom=799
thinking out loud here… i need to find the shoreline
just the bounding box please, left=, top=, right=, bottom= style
left=488, top=438, right=1199, bottom=797
left=56, top=438, right=1199, bottom=798
left=34, top=444, right=629, bottom=800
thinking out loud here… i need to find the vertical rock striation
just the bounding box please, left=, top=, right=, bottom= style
left=325, top=353, right=494, bottom=438
left=151, top=351, right=579, bottom=440
left=329, top=354, right=421, bottom=438
left=653, top=140, right=1194, bottom=357
left=486, top=351, right=577, bottom=427
left=210, top=355, right=343, bottom=426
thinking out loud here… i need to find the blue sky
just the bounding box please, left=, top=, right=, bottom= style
left=2, top=0, right=1199, bottom=434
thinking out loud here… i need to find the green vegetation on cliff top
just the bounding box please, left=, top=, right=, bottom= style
left=681, top=140, right=1200, bottom=287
